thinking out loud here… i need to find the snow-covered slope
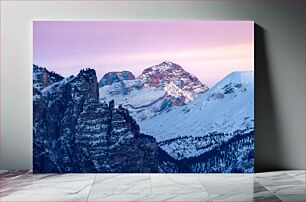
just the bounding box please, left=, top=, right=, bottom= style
left=99, top=62, right=209, bottom=121
left=139, top=71, right=254, bottom=159
left=140, top=71, right=254, bottom=140
left=99, top=81, right=166, bottom=121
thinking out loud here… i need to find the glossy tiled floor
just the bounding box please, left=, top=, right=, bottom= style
left=0, top=170, right=305, bottom=202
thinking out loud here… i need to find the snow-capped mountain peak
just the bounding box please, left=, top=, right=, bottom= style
left=150, top=61, right=180, bottom=71
left=139, top=62, right=207, bottom=88
left=208, top=71, right=253, bottom=94
left=140, top=71, right=254, bottom=141
left=138, top=62, right=209, bottom=101
left=99, top=62, right=209, bottom=121
left=138, top=71, right=254, bottom=164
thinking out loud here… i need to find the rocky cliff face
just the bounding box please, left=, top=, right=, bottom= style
left=139, top=61, right=209, bottom=103
left=33, top=67, right=164, bottom=173
left=33, top=65, right=64, bottom=95
left=99, top=71, right=135, bottom=87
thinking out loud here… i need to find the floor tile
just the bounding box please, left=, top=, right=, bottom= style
left=286, top=170, right=306, bottom=183
left=0, top=194, right=88, bottom=202
left=90, top=174, right=151, bottom=195
left=88, top=194, right=211, bottom=202
left=255, top=171, right=294, bottom=180
left=198, top=174, right=257, bottom=195
left=253, top=181, right=275, bottom=194
left=266, top=184, right=305, bottom=195
left=275, top=194, right=306, bottom=202
left=1, top=170, right=306, bottom=202
left=252, top=194, right=283, bottom=202
left=198, top=173, right=254, bottom=184
left=210, top=194, right=282, bottom=202
left=1, top=172, right=53, bottom=196
left=256, top=173, right=305, bottom=195
left=1, top=173, right=96, bottom=196
left=0, top=170, right=31, bottom=179
left=150, top=174, right=208, bottom=195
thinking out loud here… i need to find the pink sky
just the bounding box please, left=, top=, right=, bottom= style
left=33, top=21, right=254, bottom=87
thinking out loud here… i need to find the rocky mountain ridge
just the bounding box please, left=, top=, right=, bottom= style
left=33, top=64, right=254, bottom=173
left=33, top=65, right=64, bottom=95
left=99, top=71, right=136, bottom=87
left=139, top=61, right=209, bottom=102
left=33, top=65, right=174, bottom=173
left=99, top=62, right=209, bottom=121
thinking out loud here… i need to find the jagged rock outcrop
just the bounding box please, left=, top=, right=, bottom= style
left=33, top=67, right=163, bottom=173
left=139, top=61, right=209, bottom=102
left=33, top=65, right=64, bottom=95
left=99, top=71, right=135, bottom=87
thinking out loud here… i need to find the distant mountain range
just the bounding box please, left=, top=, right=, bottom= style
left=33, top=62, right=254, bottom=173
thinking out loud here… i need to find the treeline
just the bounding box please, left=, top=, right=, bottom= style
left=157, top=130, right=254, bottom=173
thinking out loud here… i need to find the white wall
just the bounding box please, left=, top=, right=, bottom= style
left=1, top=0, right=305, bottom=171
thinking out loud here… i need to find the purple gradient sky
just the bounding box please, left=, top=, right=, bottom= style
left=33, top=21, right=254, bottom=87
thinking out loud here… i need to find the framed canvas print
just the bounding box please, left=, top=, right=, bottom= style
left=33, top=21, right=254, bottom=173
